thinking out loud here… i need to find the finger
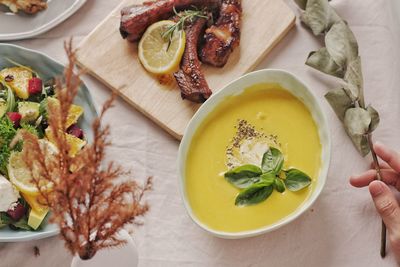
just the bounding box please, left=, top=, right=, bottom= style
left=370, top=161, right=390, bottom=170
left=369, top=181, right=400, bottom=231
left=374, top=142, right=400, bottom=173
left=350, top=169, right=400, bottom=188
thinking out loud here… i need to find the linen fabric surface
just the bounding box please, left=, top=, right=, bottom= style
left=0, top=0, right=400, bottom=266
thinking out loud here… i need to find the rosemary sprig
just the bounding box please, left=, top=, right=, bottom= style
left=161, top=6, right=208, bottom=51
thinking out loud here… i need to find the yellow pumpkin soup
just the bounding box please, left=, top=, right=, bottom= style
left=185, top=84, right=322, bottom=232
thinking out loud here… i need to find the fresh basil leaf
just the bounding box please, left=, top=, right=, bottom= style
left=274, top=178, right=286, bottom=193
left=344, top=107, right=371, bottom=136
left=325, top=21, right=358, bottom=68
left=260, top=172, right=276, bottom=186
left=306, top=47, right=345, bottom=78
left=301, top=0, right=341, bottom=35
left=367, top=105, right=380, bottom=133
left=325, top=87, right=355, bottom=121
left=224, top=164, right=262, bottom=189
left=261, top=147, right=284, bottom=173
left=235, top=183, right=273, bottom=206
left=284, top=169, right=312, bottom=191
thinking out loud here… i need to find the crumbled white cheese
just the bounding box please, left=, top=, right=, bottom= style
left=0, top=175, right=19, bottom=212
left=228, top=139, right=270, bottom=168
left=239, top=140, right=269, bottom=166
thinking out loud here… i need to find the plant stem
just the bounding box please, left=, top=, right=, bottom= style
left=367, top=133, right=387, bottom=258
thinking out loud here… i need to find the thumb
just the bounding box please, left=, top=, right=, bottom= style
left=369, top=181, right=400, bottom=262
left=369, top=181, right=400, bottom=230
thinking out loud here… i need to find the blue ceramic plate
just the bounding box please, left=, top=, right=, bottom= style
left=0, top=44, right=98, bottom=242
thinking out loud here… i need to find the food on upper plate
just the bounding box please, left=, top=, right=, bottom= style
left=119, top=0, right=242, bottom=103
left=0, top=63, right=86, bottom=231
left=200, top=0, right=242, bottom=67
left=120, top=0, right=220, bottom=42
left=0, top=0, right=47, bottom=14
left=174, top=16, right=212, bottom=102
left=185, top=84, right=321, bottom=232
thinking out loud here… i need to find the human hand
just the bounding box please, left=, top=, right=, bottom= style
left=350, top=142, right=400, bottom=262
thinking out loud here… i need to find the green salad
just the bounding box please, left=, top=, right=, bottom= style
left=0, top=63, right=86, bottom=231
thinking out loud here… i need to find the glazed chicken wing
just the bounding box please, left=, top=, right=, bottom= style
left=120, top=0, right=220, bottom=42
left=200, top=0, right=242, bottom=67
left=174, top=17, right=212, bottom=103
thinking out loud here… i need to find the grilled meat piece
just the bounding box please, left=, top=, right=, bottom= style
left=200, top=0, right=242, bottom=67
left=120, top=0, right=221, bottom=42
left=0, top=0, right=47, bottom=14
left=174, top=17, right=212, bottom=103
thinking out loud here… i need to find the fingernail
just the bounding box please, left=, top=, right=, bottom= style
left=369, top=181, right=385, bottom=197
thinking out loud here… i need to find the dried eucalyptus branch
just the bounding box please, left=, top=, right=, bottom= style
left=294, top=0, right=386, bottom=257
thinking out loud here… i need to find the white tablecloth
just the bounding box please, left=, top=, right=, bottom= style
left=1, top=0, right=400, bottom=266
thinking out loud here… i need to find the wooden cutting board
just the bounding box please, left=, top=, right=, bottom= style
left=77, top=0, right=295, bottom=139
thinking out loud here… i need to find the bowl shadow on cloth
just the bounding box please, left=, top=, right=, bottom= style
left=193, top=199, right=335, bottom=265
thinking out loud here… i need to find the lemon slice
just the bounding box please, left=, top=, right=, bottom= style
left=47, top=97, right=84, bottom=128
left=0, top=67, right=32, bottom=99
left=45, top=128, right=86, bottom=157
left=8, top=140, right=58, bottom=196
left=138, top=20, right=186, bottom=74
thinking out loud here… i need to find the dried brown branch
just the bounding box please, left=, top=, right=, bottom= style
left=19, top=40, right=151, bottom=260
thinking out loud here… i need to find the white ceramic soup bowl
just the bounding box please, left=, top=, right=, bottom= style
left=178, top=69, right=331, bottom=239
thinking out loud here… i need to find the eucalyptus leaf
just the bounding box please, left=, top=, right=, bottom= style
left=235, top=183, right=273, bottom=206
left=344, top=57, right=363, bottom=98
left=348, top=133, right=370, bottom=157
left=325, top=21, right=358, bottom=68
left=367, top=105, right=380, bottom=133
left=224, top=164, right=262, bottom=189
left=306, top=47, right=345, bottom=78
left=294, top=0, right=307, bottom=9
left=343, top=83, right=359, bottom=101
left=296, top=0, right=385, bottom=255
left=325, top=87, right=355, bottom=121
left=301, top=0, right=341, bottom=35
left=344, top=107, right=371, bottom=136
left=260, top=172, right=276, bottom=186
left=344, top=107, right=372, bottom=156
left=284, top=169, right=312, bottom=191
left=261, top=147, right=284, bottom=173
left=274, top=178, right=286, bottom=193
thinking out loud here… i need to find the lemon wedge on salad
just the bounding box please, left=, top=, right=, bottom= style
left=28, top=208, right=49, bottom=230
left=138, top=20, right=186, bottom=74
left=8, top=140, right=58, bottom=196
left=45, top=128, right=86, bottom=157
left=46, top=97, right=84, bottom=128
left=0, top=67, right=32, bottom=99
